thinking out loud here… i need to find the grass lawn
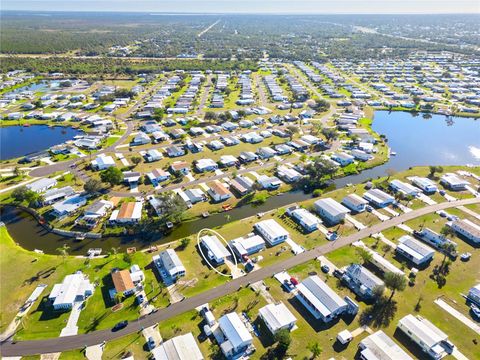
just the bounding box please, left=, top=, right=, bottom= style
left=102, top=332, right=149, bottom=360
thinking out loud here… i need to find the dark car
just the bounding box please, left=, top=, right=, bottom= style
left=112, top=320, right=128, bottom=332
left=321, top=265, right=330, bottom=274
left=136, top=294, right=145, bottom=305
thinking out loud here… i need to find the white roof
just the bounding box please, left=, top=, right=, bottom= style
left=93, top=155, right=115, bottom=167
left=200, top=235, right=230, bottom=260
left=156, top=249, right=185, bottom=276
left=441, top=173, right=469, bottom=186
left=219, top=313, right=252, bottom=349
left=230, top=235, right=265, bottom=253
left=255, top=219, right=289, bottom=238
left=363, top=189, right=394, bottom=204
left=151, top=333, right=204, bottom=360
left=258, top=303, right=296, bottom=333
left=360, top=330, right=414, bottom=360
left=398, top=235, right=435, bottom=261
left=291, top=208, right=321, bottom=228
left=314, top=198, right=350, bottom=217
left=196, top=158, right=217, bottom=169
left=398, top=314, right=448, bottom=348
left=297, top=276, right=347, bottom=318
left=49, top=272, right=93, bottom=306
left=26, top=178, right=57, bottom=192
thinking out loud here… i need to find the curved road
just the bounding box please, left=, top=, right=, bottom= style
left=1, top=197, right=479, bottom=356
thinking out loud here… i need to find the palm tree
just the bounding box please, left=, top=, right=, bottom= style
left=308, top=342, right=322, bottom=359
left=356, top=247, right=372, bottom=264
left=384, top=272, right=407, bottom=302
left=114, top=291, right=125, bottom=304
left=111, top=247, right=120, bottom=259
left=56, top=244, right=70, bottom=263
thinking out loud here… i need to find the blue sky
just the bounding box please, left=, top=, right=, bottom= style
left=3, top=0, right=479, bottom=14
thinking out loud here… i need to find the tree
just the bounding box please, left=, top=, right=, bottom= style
left=307, top=157, right=337, bottom=184
left=384, top=272, right=407, bottom=302
left=321, top=127, right=338, bottom=143
left=11, top=186, right=41, bottom=206
left=356, top=247, right=373, bottom=264
left=274, top=328, right=291, bottom=358
left=110, top=247, right=120, bottom=258
left=385, top=168, right=397, bottom=181
left=13, top=166, right=23, bottom=177
left=428, top=165, right=444, bottom=178
left=100, top=167, right=123, bottom=186
left=440, top=225, right=456, bottom=238
left=84, top=179, right=102, bottom=194
left=152, top=108, right=164, bottom=122
left=286, top=125, right=299, bottom=140
left=131, top=156, right=142, bottom=167
left=56, top=244, right=70, bottom=263
left=178, top=238, right=190, bottom=250
left=204, top=111, right=217, bottom=122
left=307, top=342, right=322, bottom=359
left=114, top=291, right=125, bottom=304
left=152, top=192, right=187, bottom=224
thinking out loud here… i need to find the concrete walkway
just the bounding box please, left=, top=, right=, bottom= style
left=345, top=214, right=366, bottom=230
left=59, top=301, right=83, bottom=337
left=371, top=209, right=390, bottom=221
left=85, top=344, right=103, bottom=360
left=250, top=281, right=275, bottom=304
left=417, top=193, right=437, bottom=205
left=142, top=325, right=162, bottom=350
left=457, top=205, right=480, bottom=221
left=434, top=298, right=480, bottom=335
left=372, top=232, right=397, bottom=248
left=397, top=223, right=414, bottom=233
left=317, top=256, right=338, bottom=275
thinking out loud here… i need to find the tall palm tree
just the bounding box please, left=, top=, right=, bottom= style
left=114, top=291, right=125, bottom=304
left=308, top=342, right=322, bottom=359
left=384, top=272, right=407, bottom=302
left=56, top=244, right=70, bottom=263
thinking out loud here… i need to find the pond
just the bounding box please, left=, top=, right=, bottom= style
left=2, top=112, right=479, bottom=254
left=7, top=80, right=50, bottom=94
left=0, top=125, right=84, bottom=160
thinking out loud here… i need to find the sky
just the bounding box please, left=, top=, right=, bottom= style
left=2, top=0, right=479, bottom=14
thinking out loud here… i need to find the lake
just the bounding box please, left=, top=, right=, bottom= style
left=2, top=111, right=479, bottom=254
left=0, top=125, right=84, bottom=160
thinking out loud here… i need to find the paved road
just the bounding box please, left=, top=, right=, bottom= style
left=2, top=197, right=478, bottom=356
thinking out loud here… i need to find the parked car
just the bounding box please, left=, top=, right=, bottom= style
left=147, top=336, right=156, bottom=350
left=136, top=294, right=145, bottom=305
left=321, top=265, right=330, bottom=273
left=112, top=320, right=128, bottom=332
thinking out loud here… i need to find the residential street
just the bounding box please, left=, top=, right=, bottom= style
left=1, top=196, right=478, bottom=357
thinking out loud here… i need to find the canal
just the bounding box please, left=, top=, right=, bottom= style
left=1, top=111, right=479, bottom=254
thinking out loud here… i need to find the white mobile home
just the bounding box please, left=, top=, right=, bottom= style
left=363, top=189, right=395, bottom=208
left=396, top=235, right=435, bottom=266
left=440, top=173, right=469, bottom=191
left=229, top=235, right=265, bottom=259
left=314, top=197, right=350, bottom=225
left=200, top=235, right=230, bottom=265
left=153, top=249, right=186, bottom=284
left=218, top=312, right=253, bottom=358
left=358, top=330, right=414, bottom=360
left=258, top=302, right=297, bottom=335
left=449, top=219, right=480, bottom=244
left=342, top=194, right=369, bottom=213
left=48, top=272, right=94, bottom=310
left=254, top=219, right=289, bottom=246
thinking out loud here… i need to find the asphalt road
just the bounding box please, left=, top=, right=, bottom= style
left=2, top=197, right=478, bottom=356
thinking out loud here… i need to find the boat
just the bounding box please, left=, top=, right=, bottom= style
left=75, top=233, right=86, bottom=241
left=127, top=247, right=136, bottom=254
left=202, top=212, right=210, bottom=218
left=222, top=204, right=233, bottom=211
left=33, top=249, right=44, bottom=254
left=87, top=248, right=102, bottom=256
left=391, top=151, right=397, bottom=156
left=166, top=221, right=174, bottom=229
left=23, top=123, right=31, bottom=127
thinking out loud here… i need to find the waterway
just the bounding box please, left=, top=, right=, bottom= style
left=1, top=112, right=479, bottom=254
left=0, top=125, right=84, bottom=160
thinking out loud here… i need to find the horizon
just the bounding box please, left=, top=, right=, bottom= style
left=3, top=0, right=480, bottom=15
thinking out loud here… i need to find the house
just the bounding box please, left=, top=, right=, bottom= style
left=314, top=198, right=350, bottom=225
left=331, top=152, right=355, bottom=166
left=218, top=312, right=253, bottom=358
left=229, top=175, right=254, bottom=196
left=52, top=195, right=87, bottom=218
left=468, top=284, right=480, bottom=305
left=170, top=161, right=190, bottom=175
left=286, top=206, right=321, bottom=232
left=351, top=149, right=373, bottom=161
left=300, top=134, right=321, bottom=145
left=397, top=314, right=453, bottom=359
left=43, top=186, right=75, bottom=205
left=410, top=176, right=438, bottom=193
left=342, top=194, right=368, bottom=213
left=91, top=155, right=115, bottom=170
left=358, top=330, right=414, bottom=360
left=144, top=149, right=163, bottom=162
left=195, top=158, right=218, bottom=172
left=110, top=269, right=136, bottom=300
left=414, top=228, right=457, bottom=253
left=440, top=173, right=469, bottom=191
left=182, top=188, right=207, bottom=205
left=207, top=180, right=232, bottom=202
left=153, top=249, right=186, bottom=285
left=229, top=235, right=265, bottom=259
left=363, top=189, right=395, bottom=208
left=222, top=121, right=238, bottom=131
left=254, top=219, right=289, bottom=246
left=147, top=168, right=171, bottom=185
left=274, top=144, right=293, bottom=155
left=242, top=132, right=263, bottom=144
left=109, top=202, right=143, bottom=224
left=277, top=165, right=302, bottom=183
left=396, top=235, right=435, bottom=266
left=131, top=131, right=151, bottom=145
left=342, top=264, right=384, bottom=299
left=151, top=333, right=204, bottom=360
left=390, top=179, right=421, bottom=196
left=219, top=155, right=238, bottom=168
left=258, top=302, right=297, bottom=335
left=199, top=235, right=230, bottom=265
left=296, top=275, right=348, bottom=322
left=449, top=219, right=480, bottom=244
left=26, top=178, right=57, bottom=193
left=79, top=199, right=114, bottom=227
left=48, top=272, right=94, bottom=310
left=165, top=145, right=186, bottom=158
left=239, top=151, right=258, bottom=163
left=208, top=140, right=224, bottom=151
left=257, top=147, right=277, bottom=159
left=257, top=175, right=282, bottom=190
left=123, top=171, right=141, bottom=184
